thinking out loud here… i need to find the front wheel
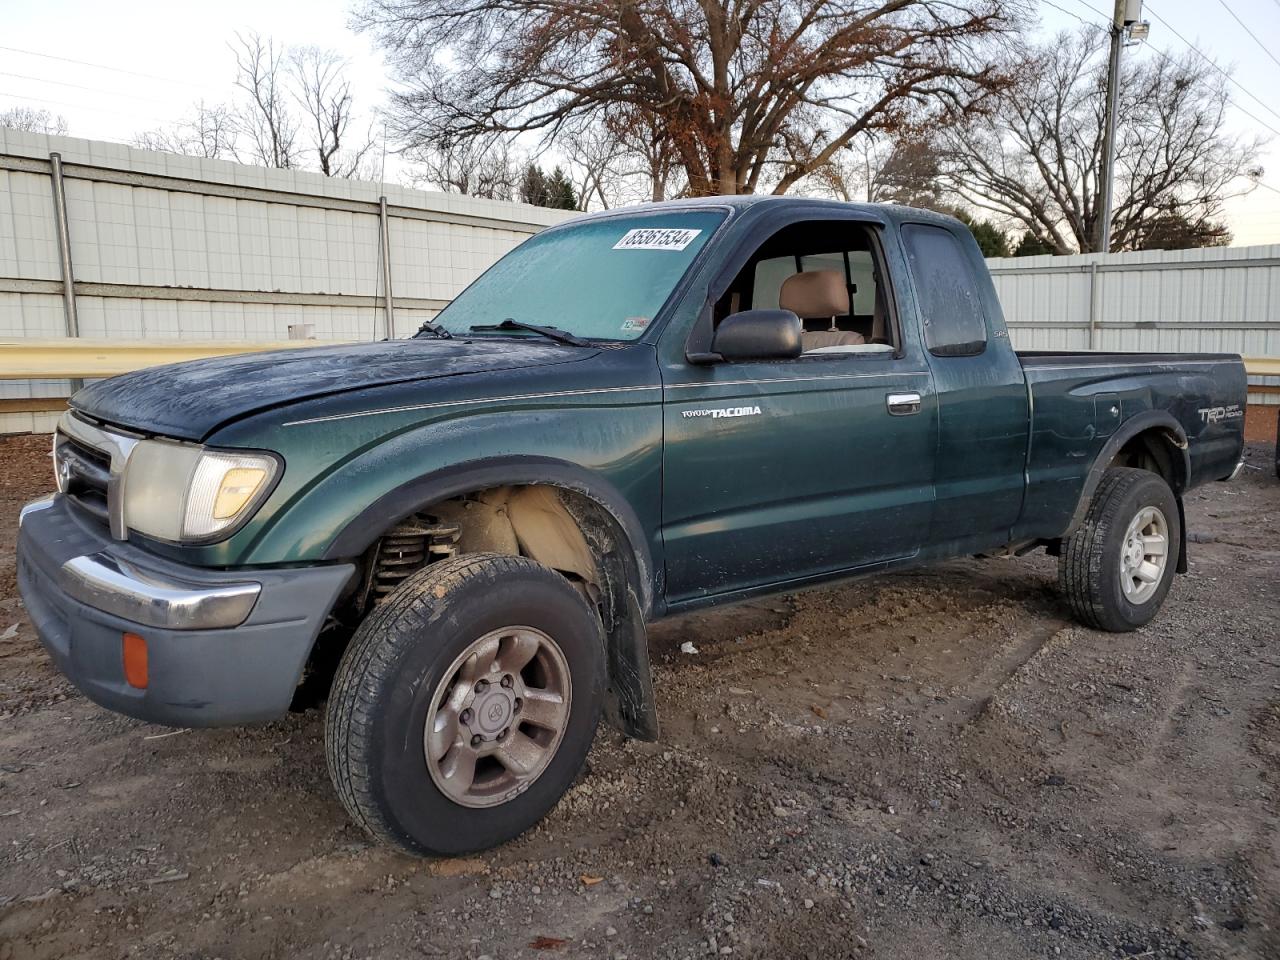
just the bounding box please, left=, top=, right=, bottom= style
left=1059, top=467, right=1181, bottom=632
left=326, top=553, right=605, bottom=856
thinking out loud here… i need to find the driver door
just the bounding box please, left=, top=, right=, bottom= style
left=659, top=219, right=937, bottom=606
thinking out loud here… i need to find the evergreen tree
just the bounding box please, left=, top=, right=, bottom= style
left=949, top=208, right=1009, bottom=258
left=1137, top=212, right=1230, bottom=250
left=1012, top=232, right=1055, bottom=257
left=545, top=166, right=578, bottom=210
left=518, top=162, right=549, bottom=206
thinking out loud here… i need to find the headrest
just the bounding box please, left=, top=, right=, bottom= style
left=779, top=270, right=849, bottom=319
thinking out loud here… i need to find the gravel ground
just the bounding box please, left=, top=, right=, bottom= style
left=0, top=434, right=1276, bottom=960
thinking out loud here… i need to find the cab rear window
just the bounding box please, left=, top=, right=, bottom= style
left=901, top=224, right=988, bottom=357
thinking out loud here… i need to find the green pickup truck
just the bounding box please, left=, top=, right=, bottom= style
left=17, top=197, right=1246, bottom=856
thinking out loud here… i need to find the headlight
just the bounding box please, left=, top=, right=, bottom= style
left=122, top=441, right=280, bottom=543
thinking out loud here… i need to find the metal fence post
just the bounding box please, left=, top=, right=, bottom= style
left=1088, top=260, right=1100, bottom=351
left=49, top=152, right=83, bottom=391
left=379, top=196, right=395, bottom=339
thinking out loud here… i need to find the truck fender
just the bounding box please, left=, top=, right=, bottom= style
left=322, top=455, right=661, bottom=741
left=1063, top=411, right=1190, bottom=560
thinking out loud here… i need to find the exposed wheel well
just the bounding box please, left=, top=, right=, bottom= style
left=302, top=483, right=659, bottom=741
left=1105, top=427, right=1188, bottom=493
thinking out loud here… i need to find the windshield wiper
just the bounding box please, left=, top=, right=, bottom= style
left=468, top=318, right=590, bottom=347
left=414, top=319, right=453, bottom=339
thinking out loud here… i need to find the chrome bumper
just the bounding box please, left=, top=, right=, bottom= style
left=1226, top=457, right=1246, bottom=482
left=59, top=553, right=260, bottom=630
left=20, top=497, right=260, bottom=630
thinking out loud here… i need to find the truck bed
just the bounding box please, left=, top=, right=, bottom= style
left=1014, top=350, right=1247, bottom=541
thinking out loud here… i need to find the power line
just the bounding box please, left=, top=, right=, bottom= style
left=0, top=71, right=180, bottom=107
left=1041, top=0, right=1097, bottom=26
left=1053, top=0, right=1280, bottom=139
left=0, top=90, right=172, bottom=126
left=0, top=44, right=206, bottom=89
left=1143, top=46, right=1280, bottom=139
left=1215, top=0, right=1280, bottom=72
left=1064, top=0, right=1112, bottom=20
left=1143, top=2, right=1280, bottom=127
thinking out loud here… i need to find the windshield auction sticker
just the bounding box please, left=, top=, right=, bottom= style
left=613, top=228, right=702, bottom=251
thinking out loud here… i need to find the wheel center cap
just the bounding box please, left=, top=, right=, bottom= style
left=470, top=688, right=514, bottom=737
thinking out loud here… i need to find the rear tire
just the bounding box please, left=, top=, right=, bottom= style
left=326, top=553, right=605, bottom=856
left=1059, top=468, right=1180, bottom=632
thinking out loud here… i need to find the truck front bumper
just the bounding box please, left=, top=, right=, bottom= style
left=17, top=495, right=354, bottom=727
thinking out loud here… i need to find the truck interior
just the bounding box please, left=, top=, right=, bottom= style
left=713, top=220, right=897, bottom=356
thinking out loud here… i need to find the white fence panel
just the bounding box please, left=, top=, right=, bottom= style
left=0, top=129, right=572, bottom=433
left=989, top=247, right=1280, bottom=404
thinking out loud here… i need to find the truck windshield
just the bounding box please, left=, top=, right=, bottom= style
left=430, top=210, right=725, bottom=342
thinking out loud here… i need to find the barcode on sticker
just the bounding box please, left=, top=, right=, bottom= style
left=613, top=228, right=702, bottom=251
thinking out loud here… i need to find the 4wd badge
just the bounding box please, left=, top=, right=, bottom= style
left=1197, top=403, right=1243, bottom=424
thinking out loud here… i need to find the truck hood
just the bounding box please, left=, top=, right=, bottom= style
left=70, top=338, right=595, bottom=442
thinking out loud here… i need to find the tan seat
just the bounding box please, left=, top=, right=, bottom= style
left=779, top=270, right=865, bottom=352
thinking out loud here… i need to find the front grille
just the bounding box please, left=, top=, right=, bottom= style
left=56, top=432, right=111, bottom=526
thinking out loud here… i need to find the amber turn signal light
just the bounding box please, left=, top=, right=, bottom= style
left=122, top=632, right=148, bottom=689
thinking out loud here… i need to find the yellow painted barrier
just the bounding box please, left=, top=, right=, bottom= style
left=1245, top=357, right=1280, bottom=377
left=0, top=338, right=353, bottom=379
left=0, top=339, right=1275, bottom=380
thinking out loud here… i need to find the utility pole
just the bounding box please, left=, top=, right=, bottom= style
left=1097, top=0, right=1150, bottom=253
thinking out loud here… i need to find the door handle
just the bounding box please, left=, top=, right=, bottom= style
left=886, top=392, right=922, bottom=416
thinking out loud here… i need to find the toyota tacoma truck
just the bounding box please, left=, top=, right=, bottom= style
left=17, top=197, right=1247, bottom=856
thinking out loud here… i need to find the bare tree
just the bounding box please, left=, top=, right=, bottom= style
left=356, top=0, right=1019, bottom=197
left=133, top=102, right=239, bottom=159
left=809, top=135, right=884, bottom=202
left=0, top=106, right=68, bottom=135
left=941, top=29, right=1263, bottom=253
left=814, top=134, right=950, bottom=205
left=134, top=34, right=378, bottom=177
left=559, top=120, right=648, bottom=210
left=231, top=31, right=300, bottom=169
left=406, top=134, right=520, bottom=199
left=289, top=46, right=377, bottom=177
left=605, top=107, right=687, bottom=202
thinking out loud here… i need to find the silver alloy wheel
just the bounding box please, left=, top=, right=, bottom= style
left=1118, top=505, right=1169, bottom=605
left=423, top=626, right=572, bottom=809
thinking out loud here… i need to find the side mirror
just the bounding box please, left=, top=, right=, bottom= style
left=705, top=309, right=802, bottom=363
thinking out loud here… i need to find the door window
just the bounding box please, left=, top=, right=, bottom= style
left=716, top=220, right=896, bottom=355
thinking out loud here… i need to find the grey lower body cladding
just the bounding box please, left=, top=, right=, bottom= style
left=17, top=495, right=353, bottom=727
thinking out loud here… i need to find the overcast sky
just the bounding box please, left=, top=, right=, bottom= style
left=2, top=0, right=1278, bottom=244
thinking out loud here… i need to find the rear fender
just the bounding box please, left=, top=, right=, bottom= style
left=1064, top=411, right=1190, bottom=540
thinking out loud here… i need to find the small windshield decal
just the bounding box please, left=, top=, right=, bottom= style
left=613, top=228, right=702, bottom=251
left=621, top=316, right=650, bottom=333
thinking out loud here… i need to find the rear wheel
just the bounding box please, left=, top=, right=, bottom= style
left=1059, top=467, right=1180, bottom=632
left=326, top=553, right=605, bottom=856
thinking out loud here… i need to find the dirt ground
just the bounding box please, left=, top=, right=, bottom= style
left=0, top=434, right=1276, bottom=960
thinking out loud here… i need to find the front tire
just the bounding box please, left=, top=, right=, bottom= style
left=326, top=553, right=605, bottom=856
left=1059, top=467, right=1181, bottom=632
